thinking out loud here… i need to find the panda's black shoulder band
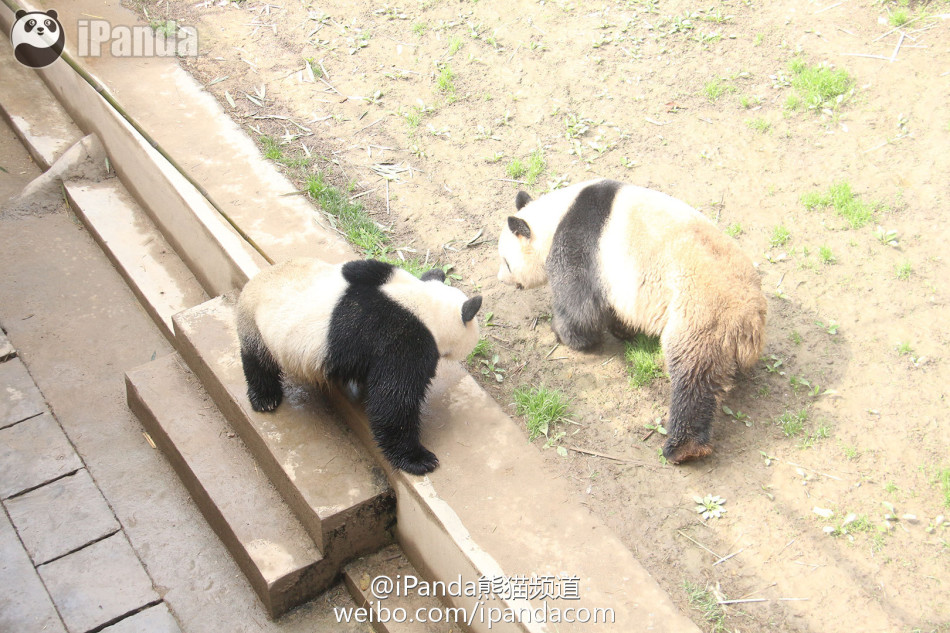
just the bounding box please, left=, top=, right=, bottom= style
left=342, top=259, right=395, bottom=286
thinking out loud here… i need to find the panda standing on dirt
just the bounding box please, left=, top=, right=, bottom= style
left=497, top=178, right=767, bottom=464
left=236, top=258, right=482, bottom=475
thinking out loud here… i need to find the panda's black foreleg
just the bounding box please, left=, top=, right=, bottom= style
left=365, top=365, right=439, bottom=475
left=662, top=354, right=718, bottom=464
left=240, top=338, right=283, bottom=412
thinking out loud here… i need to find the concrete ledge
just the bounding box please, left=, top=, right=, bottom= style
left=172, top=297, right=395, bottom=558
left=65, top=179, right=209, bottom=342
left=126, top=354, right=334, bottom=618
left=331, top=370, right=702, bottom=633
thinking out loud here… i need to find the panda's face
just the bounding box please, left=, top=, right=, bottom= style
left=497, top=215, right=548, bottom=290
left=418, top=279, right=481, bottom=362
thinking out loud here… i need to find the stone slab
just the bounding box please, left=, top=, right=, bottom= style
left=0, top=356, right=47, bottom=429
left=64, top=180, right=209, bottom=343
left=344, top=544, right=452, bottom=633
left=126, top=353, right=337, bottom=618
left=100, top=603, right=182, bottom=633
left=5, top=468, right=121, bottom=565
left=0, top=508, right=67, bottom=633
left=0, top=413, right=83, bottom=499
left=38, top=532, right=159, bottom=633
left=172, top=297, right=394, bottom=556
left=0, top=34, right=83, bottom=169
left=0, top=331, right=14, bottom=362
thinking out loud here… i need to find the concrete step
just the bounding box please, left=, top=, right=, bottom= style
left=126, top=353, right=336, bottom=618
left=171, top=296, right=394, bottom=558
left=343, top=544, right=457, bottom=633
left=0, top=34, right=82, bottom=170
left=65, top=179, right=209, bottom=343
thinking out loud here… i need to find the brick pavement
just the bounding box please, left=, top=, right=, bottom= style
left=0, top=330, right=180, bottom=633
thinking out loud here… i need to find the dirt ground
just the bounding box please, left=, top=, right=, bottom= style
left=123, top=1, right=949, bottom=631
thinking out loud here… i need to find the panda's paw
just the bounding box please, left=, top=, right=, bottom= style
left=662, top=438, right=713, bottom=464
left=248, top=389, right=282, bottom=412
left=394, top=447, right=440, bottom=475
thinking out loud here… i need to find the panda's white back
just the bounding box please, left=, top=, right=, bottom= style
left=243, top=258, right=347, bottom=383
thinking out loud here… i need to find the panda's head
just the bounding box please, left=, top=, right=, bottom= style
left=395, top=268, right=482, bottom=362
left=497, top=190, right=549, bottom=290
left=11, top=9, right=66, bottom=69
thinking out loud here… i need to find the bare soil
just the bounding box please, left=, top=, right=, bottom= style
left=127, top=1, right=949, bottom=631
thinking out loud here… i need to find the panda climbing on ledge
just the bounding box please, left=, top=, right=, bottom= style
left=498, top=179, right=767, bottom=464
left=236, top=258, right=482, bottom=475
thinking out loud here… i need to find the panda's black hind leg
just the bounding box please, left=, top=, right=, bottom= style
left=240, top=338, right=283, bottom=412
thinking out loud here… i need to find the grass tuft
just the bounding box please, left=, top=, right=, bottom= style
left=801, top=181, right=876, bottom=229
left=514, top=385, right=571, bottom=441
left=786, top=57, right=854, bottom=112
left=778, top=408, right=809, bottom=437
left=625, top=333, right=664, bottom=388
left=306, top=173, right=388, bottom=254
left=683, top=581, right=726, bottom=632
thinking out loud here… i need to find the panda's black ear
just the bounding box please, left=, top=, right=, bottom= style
left=16, top=9, right=26, bottom=19
left=515, top=191, right=533, bottom=210
left=47, top=9, right=58, bottom=18
left=507, top=216, right=531, bottom=240
left=420, top=268, right=446, bottom=283
left=461, top=295, right=482, bottom=324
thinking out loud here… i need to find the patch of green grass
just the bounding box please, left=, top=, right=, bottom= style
left=801, top=181, right=876, bottom=229
left=683, top=580, right=726, bottom=633
left=703, top=77, right=735, bottom=102
left=889, top=8, right=911, bottom=26
left=514, top=385, right=571, bottom=442
left=436, top=64, right=456, bottom=94
left=739, top=94, right=760, bottom=109
left=895, top=260, right=913, bottom=280
left=896, top=341, right=914, bottom=356
left=467, top=337, right=493, bottom=363
left=306, top=173, right=388, bottom=255
left=260, top=135, right=311, bottom=168
left=786, top=57, right=855, bottom=113
left=937, top=467, right=950, bottom=508
left=747, top=117, right=771, bottom=134
left=412, top=22, right=428, bottom=36
left=777, top=408, right=808, bottom=437
left=448, top=35, right=463, bottom=55
left=790, top=330, right=802, bottom=345
left=725, top=223, right=743, bottom=238
left=403, top=105, right=425, bottom=132
left=819, top=245, right=836, bottom=265
left=769, top=225, right=791, bottom=247
left=506, top=149, right=546, bottom=186
left=625, top=333, right=664, bottom=388
left=843, top=444, right=861, bottom=460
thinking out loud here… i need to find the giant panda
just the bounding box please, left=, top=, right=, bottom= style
left=497, top=179, right=767, bottom=464
left=236, top=258, right=483, bottom=475
left=11, top=10, right=65, bottom=69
